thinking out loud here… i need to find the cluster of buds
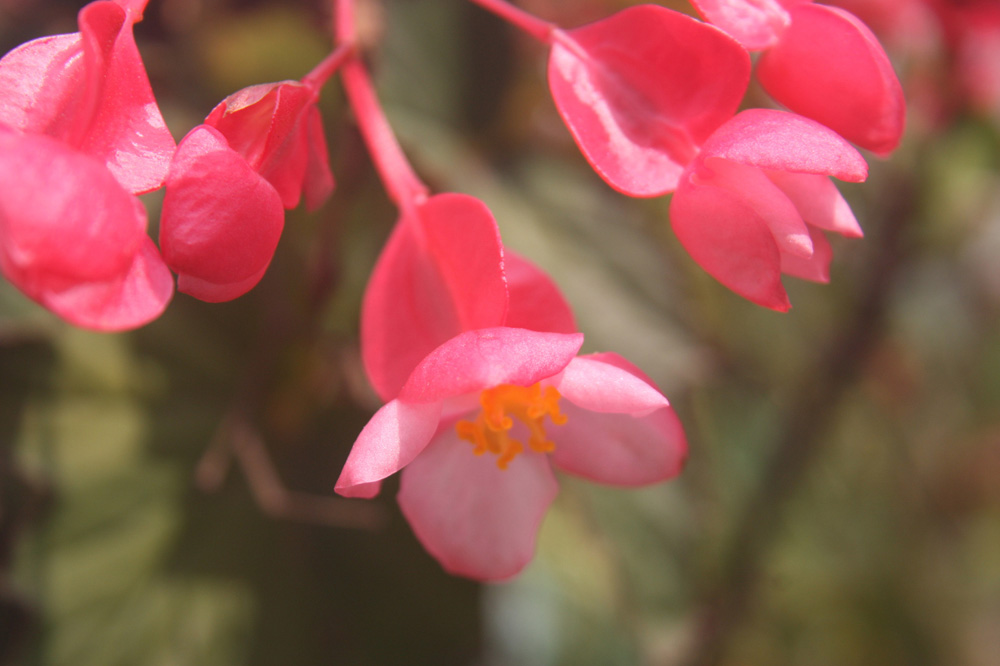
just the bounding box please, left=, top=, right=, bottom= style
left=0, top=0, right=906, bottom=579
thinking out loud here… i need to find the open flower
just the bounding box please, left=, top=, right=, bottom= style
left=690, top=0, right=906, bottom=155
left=336, top=326, right=687, bottom=580
left=0, top=0, right=175, bottom=329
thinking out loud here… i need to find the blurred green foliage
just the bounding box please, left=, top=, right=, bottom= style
left=2, top=1, right=1000, bottom=665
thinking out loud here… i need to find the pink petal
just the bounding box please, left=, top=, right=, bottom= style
left=398, top=328, right=584, bottom=404
left=503, top=251, right=577, bottom=334
left=0, top=1, right=175, bottom=194
left=206, top=81, right=333, bottom=210
left=552, top=355, right=669, bottom=416
left=547, top=4, right=749, bottom=196
left=670, top=167, right=790, bottom=310
left=756, top=3, right=905, bottom=156
left=361, top=193, right=509, bottom=401
left=335, top=400, right=443, bottom=499
left=39, top=236, right=173, bottom=331
left=549, top=351, right=685, bottom=485
left=689, top=0, right=792, bottom=49
left=159, top=125, right=285, bottom=302
left=766, top=169, right=863, bottom=237
left=551, top=404, right=687, bottom=486
left=701, top=108, right=868, bottom=182
left=398, top=428, right=558, bottom=580
left=0, top=33, right=83, bottom=139
left=779, top=224, right=833, bottom=282
left=0, top=127, right=144, bottom=287
left=702, top=158, right=813, bottom=258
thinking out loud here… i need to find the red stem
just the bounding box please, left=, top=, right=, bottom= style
left=466, top=0, right=556, bottom=43
left=334, top=0, right=428, bottom=212
left=302, top=42, right=356, bottom=94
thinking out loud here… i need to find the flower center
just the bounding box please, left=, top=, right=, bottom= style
left=455, top=383, right=568, bottom=470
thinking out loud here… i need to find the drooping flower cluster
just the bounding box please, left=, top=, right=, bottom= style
left=0, top=0, right=911, bottom=579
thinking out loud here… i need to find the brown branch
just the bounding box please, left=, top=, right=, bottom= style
left=196, top=415, right=385, bottom=531
left=679, top=171, right=916, bottom=666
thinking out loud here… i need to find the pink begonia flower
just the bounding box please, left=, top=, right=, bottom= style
left=159, top=75, right=336, bottom=302
left=547, top=4, right=750, bottom=197
left=0, top=0, right=175, bottom=329
left=689, top=0, right=905, bottom=155
left=670, top=108, right=867, bottom=310
left=337, top=326, right=687, bottom=580
left=361, top=192, right=576, bottom=401
left=544, top=5, right=868, bottom=308
left=0, top=125, right=172, bottom=330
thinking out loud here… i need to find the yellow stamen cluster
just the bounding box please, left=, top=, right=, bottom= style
left=455, top=383, right=568, bottom=470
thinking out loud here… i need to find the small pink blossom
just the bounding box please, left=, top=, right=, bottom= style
left=159, top=71, right=337, bottom=302
left=337, top=326, right=687, bottom=580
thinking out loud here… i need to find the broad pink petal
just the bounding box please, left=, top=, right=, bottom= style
left=503, top=251, right=577, bottom=334
left=398, top=328, right=584, bottom=404
left=702, top=158, right=813, bottom=258
left=549, top=351, right=685, bottom=485
left=701, top=109, right=868, bottom=182
left=398, top=429, right=558, bottom=580
left=335, top=400, right=443, bottom=499
left=766, top=170, right=863, bottom=237
left=552, top=355, right=669, bottom=416
left=779, top=224, right=833, bottom=282
left=551, top=404, right=687, bottom=486
left=0, top=2, right=175, bottom=194
left=72, top=1, right=175, bottom=193
left=39, top=236, right=173, bottom=331
left=689, top=0, right=791, bottom=49
left=671, top=167, right=790, bottom=310
left=547, top=5, right=749, bottom=196
left=159, top=125, right=284, bottom=302
left=0, top=127, right=143, bottom=287
left=756, top=3, right=905, bottom=156
left=361, top=193, right=509, bottom=401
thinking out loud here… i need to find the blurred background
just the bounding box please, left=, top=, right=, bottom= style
left=2, top=0, right=1000, bottom=664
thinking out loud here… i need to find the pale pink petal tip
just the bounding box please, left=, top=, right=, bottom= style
left=689, top=0, right=791, bottom=50
left=335, top=400, right=442, bottom=498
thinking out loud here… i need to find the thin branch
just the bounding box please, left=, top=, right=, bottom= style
left=679, top=170, right=916, bottom=666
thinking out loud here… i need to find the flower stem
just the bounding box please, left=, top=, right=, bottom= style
left=466, top=0, right=556, bottom=43
left=302, top=42, right=356, bottom=94
left=334, top=0, right=428, bottom=212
